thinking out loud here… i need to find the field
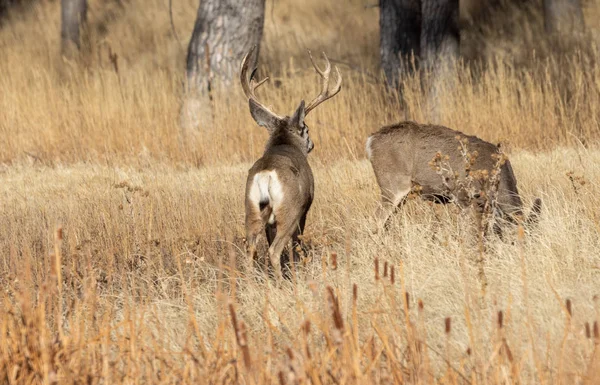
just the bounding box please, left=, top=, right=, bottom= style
left=1, top=0, right=600, bottom=383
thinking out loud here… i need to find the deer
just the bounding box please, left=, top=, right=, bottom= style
left=366, top=121, right=542, bottom=235
left=241, top=46, right=342, bottom=282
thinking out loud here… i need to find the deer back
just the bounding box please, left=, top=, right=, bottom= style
left=367, top=121, right=523, bottom=214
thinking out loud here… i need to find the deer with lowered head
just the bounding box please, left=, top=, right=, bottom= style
left=366, top=121, right=542, bottom=235
left=242, top=46, right=342, bottom=282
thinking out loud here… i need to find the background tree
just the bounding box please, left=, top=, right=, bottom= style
left=421, top=0, right=459, bottom=122
left=380, top=0, right=458, bottom=89
left=60, top=0, right=87, bottom=58
left=420, top=0, right=459, bottom=70
left=379, top=0, right=459, bottom=121
left=379, top=0, right=421, bottom=88
left=180, top=0, right=265, bottom=138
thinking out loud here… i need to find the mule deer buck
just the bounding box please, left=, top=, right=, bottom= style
left=366, top=121, right=542, bottom=234
left=242, top=46, right=342, bottom=282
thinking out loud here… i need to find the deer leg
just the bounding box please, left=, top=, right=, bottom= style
left=268, top=214, right=301, bottom=283
left=374, top=184, right=411, bottom=233
left=291, top=207, right=310, bottom=263
left=245, top=207, right=264, bottom=272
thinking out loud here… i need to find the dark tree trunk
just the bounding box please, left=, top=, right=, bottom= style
left=60, top=0, right=87, bottom=57
left=543, top=0, right=585, bottom=35
left=421, top=0, right=459, bottom=123
left=379, top=0, right=421, bottom=88
left=180, top=0, right=265, bottom=135
left=420, top=0, right=459, bottom=69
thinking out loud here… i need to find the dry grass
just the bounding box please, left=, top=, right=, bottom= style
left=1, top=0, right=600, bottom=383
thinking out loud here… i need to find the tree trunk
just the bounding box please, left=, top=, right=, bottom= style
left=379, top=0, right=421, bottom=88
left=180, top=0, right=265, bottom=136
left=543, top=0, right=585, bottom=35
left=420, top=0, right=459, bottom=69
left=420, top=0, right=459, bottom=123
left=60, top=0, right=87, bottom=58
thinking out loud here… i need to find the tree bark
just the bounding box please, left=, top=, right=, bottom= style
left=420, top=0, right=459, bottom=69
left=379, top=0, right=421, bottom=88
left=180, top=0, right=265, bottom=135
left=421, top=0, right=459, bottom=123
left=60, top=0, right=87, bottom=57
left=543, top=0, right=585, bottom=35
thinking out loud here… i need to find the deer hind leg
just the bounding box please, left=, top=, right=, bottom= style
left=245, top=206, right=265, bottom=271
left=291, top=203, right=311, bottom=264
left=268, top=212, right=301, bottom=283
left=373, top=177, right=412, bottom=233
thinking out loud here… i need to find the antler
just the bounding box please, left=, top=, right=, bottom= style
left=240, top=46, right=282, bottom=119
left=305, top=50, right=342, bottom=115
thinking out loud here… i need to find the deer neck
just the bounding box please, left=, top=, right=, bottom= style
left=265, top=129, right=307, bottom=156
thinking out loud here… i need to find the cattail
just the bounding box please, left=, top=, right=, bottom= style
left=445, top=317, right=451, bottom=335
left=330, top=252, right=337, bottom=270
left=566, top=299, right=572, bottom=317
left=49, top=253, right=57, bottom=277
left=229, top=304, right=238, bottom=330
left=303, top=319, right=311, bottom=335
left=405, top=292, right=410, bottom=309
left=466, top=347, right=471, bottom=356
left=503, top=339, right=513, bottom=362
left=278, top=371, right=285, bottom=385
left=239, top=321, right=251, bottom=369
left=229, top=304, right=251, bottom=368
left=327, top=286, right=344, bottom=331
left=374, top=258, right=379, bottom=281
left=56, top=227, right=63, bottom=241
left=287, top=348, right=294, bottom=360
left=383, top=261, right=388, bottom=278
left=497, top=311, right=503, bottom=329
left=353, top=284, right=357, bottom=302
left=390, top=266, right=395, bottom=284
left=594, top=321, right=599, bottom=339
left=418, top=299, right=424, bottom=312
left=585, top=322, right=591, bottom=339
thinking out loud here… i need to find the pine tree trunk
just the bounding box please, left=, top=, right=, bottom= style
left=543, top=0, right=585, bottom=35
left=60, top=0, right=87, bottom=58
left=180, top=0, right=265, bottom=136
left=379, top=0, right=421, bottom=88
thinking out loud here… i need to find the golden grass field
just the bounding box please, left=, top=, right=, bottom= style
left=1, top=0, right=600, bottom=383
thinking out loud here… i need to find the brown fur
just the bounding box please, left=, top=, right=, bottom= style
left=241, top=47, right=341, bottom=282
left=367, top=121, right=541, bottom=232
left=244, top=105, right=315, bottom=281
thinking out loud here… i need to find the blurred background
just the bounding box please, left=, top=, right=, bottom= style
left=0, top=0, right=599, bottom=165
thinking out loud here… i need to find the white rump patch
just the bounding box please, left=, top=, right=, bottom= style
left=365, top=136, right=374, bottom=160
left=249, top=170, right=284, bottom=225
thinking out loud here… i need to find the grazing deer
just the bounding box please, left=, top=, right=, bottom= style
left=366, top=121, right=542, bottom=234
left=242, top=46, right=342, bottom=281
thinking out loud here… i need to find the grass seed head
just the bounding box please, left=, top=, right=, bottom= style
left=498, top=311, right=504, bottom=329
left=445, top=317, right=452, bottom=335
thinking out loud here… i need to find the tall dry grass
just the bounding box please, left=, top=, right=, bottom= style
left=1, top=0, right=600, bottom=383
left=1, top=152, right=600, bottom=383
left=0, top=0, right=599, bottom=165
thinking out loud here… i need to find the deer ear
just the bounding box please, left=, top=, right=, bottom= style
left=291, top=100, right=306, bottom=128
left=249, top=99, right=282, bottom=132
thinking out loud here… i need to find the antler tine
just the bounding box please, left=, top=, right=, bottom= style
left=240, top=46, right=269, bottom=100
left=240, top=45, right=282, bottom=118
left=308, top=50, right=331, bottom=86
left=305, top=50, right=342, bottom=115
